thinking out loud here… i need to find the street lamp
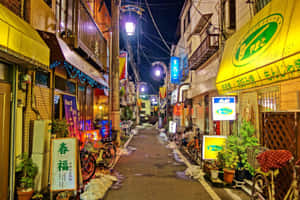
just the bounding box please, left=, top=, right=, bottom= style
left=155, top=68, right=161, bottom=77
left=140, top=86, right=145, bottom=92
left=125, top=21, right=135, bottom=36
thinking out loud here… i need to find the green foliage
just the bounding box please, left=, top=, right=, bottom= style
left=16, top=153, right=38, bottom=189
left=51, top=120, right=69, bottom=138
left=217, top=120, right=259, bottom=175
left=121, top=106, right=133, bottom=121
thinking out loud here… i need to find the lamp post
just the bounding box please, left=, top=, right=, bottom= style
left=152, top=61, right=168, bottom=128
left=111, top=0, right=121, bottom=146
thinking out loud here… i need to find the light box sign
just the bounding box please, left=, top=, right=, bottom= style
left=212, top=97, right=236, bottom=121
left=170, top=56, right=180, bottom=84
left=169, top=121, right=177, bottom=134
left=202, top=135, right=227, bottom=160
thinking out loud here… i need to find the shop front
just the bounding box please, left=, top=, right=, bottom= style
left=216, top=0, right=300, bottom=152
left=40, top=32, right=108, bottom=140
left=0, top=4, right=50, bottom=199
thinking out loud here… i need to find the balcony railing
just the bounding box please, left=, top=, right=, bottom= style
left=188, top=34, right=219, bottom=70
left=76, top=0, right=107, bottom=70
left=59, top=0, right=107, bottom=70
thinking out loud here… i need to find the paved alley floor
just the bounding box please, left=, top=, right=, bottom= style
left=105, top=128, right=213, bottom=200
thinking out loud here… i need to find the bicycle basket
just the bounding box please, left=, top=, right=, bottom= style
left=247, top=146, right=268, bottom=169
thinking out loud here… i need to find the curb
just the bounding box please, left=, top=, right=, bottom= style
left=110, top=134, right=134, bottom=169
left=174, top=146, right=222, bottom=200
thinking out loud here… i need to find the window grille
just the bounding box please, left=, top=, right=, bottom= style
left=258, top=87, right=280, bottom=112
left=255, top=0, right=271, bottom=13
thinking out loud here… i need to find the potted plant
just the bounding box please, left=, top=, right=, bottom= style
left=217, top=120, right=260, bottom=183
left=219, top=149, right=239, bottom=184
left=208, top=160, right=219, bottom=180
left=16, top=153, right=38, bottom=200
left=52, top=119, right=69, bottom=138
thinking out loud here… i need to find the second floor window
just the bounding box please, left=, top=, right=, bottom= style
left=255, top=0, right=271, bottom=13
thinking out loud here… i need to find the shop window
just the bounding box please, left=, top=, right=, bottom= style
left=258, top=87, right=279, bottom=112
left=35, top=71, right=50, bottom=87
left=55, top=76, right=76, bottom=94
left=228, top=0, right=236, bottom=29
left=255, top=0, right=271, bottom=13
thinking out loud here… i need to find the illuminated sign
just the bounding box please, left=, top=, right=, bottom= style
left=169, top=121, right=177, bottom=134
left=202, top=136, right=227, bottom=160
left=170, top=57, right=180, bottom=84
left=234, top=14, right=283, bottom=67
left=212, top=97, right=236, bottom=121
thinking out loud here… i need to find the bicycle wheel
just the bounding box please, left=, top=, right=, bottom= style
left=80, top=151, right=96, bottom=182
left=251, top=173, right=270, bottom=200
left=102, top=143, right=117, bottom=169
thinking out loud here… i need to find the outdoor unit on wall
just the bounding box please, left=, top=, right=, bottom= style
left=31, top=120, right=52, bottom=192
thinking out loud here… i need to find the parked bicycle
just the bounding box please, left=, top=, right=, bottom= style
left=251, top=150, right=300, bottom=200
left=186, top=128, right=203, bottom=165
left=80, top=136, right=117, bottom=182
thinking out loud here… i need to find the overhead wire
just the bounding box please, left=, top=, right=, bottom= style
left=144, top=0, right=171, bottom=52
left=143, top=34, right=170, bottom=55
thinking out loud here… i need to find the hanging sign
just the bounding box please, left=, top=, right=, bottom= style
left=170, top=56, right=181, bottom=84
left=51, top=138, right=78, bottom=191
left=63, top=95, right=79, bottom=137
left=169, top=121, right=177, bottom=134
left=202, top=135, right=227, bottom=160
left=212, top=96, right=236, bottom=121
left=119, top=51, right=128, bottom=80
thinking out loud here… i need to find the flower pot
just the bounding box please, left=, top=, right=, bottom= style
left=210, top=169, right=219, bottom=179
left=223, top=168, right=235, bottom=184
left=17, top=189, right=34, bottom=200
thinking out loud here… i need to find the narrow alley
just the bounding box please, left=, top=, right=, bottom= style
left=105, top=127, right=212, bottom=200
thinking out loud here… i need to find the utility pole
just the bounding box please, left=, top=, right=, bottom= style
left=111, top=0, right=121, bottom=145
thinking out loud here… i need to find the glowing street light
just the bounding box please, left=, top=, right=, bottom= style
left=155, top=69, right=161, bottom=77
left=125, top=21, right=135, bottom=36
left=140, top=86, right=145, bottom=92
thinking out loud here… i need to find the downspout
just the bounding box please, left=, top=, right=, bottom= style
left=9, top=66, right=17, bottom=200
left=31, top=71, right=41, bottom=119
left=177, top=83, right=190, bottom=103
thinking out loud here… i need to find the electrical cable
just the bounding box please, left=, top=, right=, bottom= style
left=143, top=34, right=170, bottom=55
left=141, top=31, right=173, bottom=45
left=144, top=0, right=171, bottom=52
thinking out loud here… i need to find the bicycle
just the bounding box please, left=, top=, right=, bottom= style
left=251, top=150, right=300, bottom=200
left=186, top=129, right=203, bottom=165
left=80, top=137, right=117, bottom=182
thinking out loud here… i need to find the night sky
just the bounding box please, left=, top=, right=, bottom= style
left=105, top=0, right=185, bottom=94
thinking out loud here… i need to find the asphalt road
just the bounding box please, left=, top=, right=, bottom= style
left=105, top=128, right=213, bottom=200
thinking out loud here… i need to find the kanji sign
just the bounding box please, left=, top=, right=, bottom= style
left=51, top=138, right=77, bottom=191
left=170, top=56, right=181, bottom=84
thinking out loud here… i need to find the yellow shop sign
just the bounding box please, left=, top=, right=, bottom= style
left=202, top=136, right=227, bottom=160
left=217, top=0, right=300, bottom=94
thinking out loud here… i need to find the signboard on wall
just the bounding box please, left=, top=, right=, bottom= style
left=51, top=138, right=77, bottom=191
left=169, top=121, right=177, bottom=134
left=212, top=97, right=236, bottom=121
left=170, top=56, right=181, bottom=84
left=202, top=136, right=227, bottom=160
left=119, top=51, right=128, bottom=80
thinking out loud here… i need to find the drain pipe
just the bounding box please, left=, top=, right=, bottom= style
left=9, top=66, right=17, bottom=200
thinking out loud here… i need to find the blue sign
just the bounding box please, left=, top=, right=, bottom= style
left=170, top=57, right=181, bottom=84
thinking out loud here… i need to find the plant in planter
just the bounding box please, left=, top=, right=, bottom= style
left=16, top=153, right=38, bottom=200
left=208, top=160, right=219, bottom=180
left=52, top=120, right=69, bottom=138
left=218, top=148, right=239, bottom=184
left=218, top=120, right=260, bottom=183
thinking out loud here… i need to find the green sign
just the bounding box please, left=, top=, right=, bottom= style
left=216, top=108, right=233, bottom=115
left=233, top=14, right=283, bottom=67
